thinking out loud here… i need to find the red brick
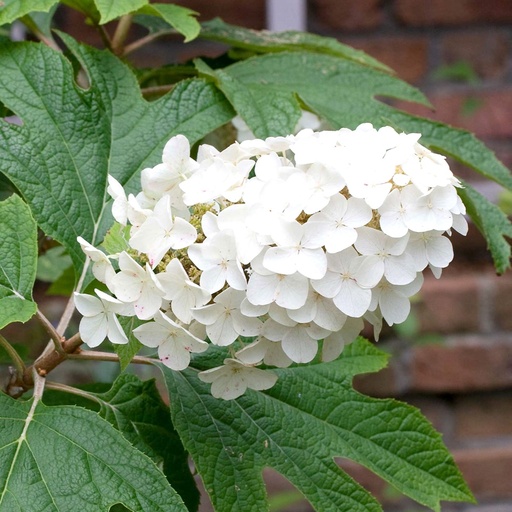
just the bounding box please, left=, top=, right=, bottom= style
left=395, top=88, right=512, bottom=141
left=494, top=275, right=512, bottom=331
left=410, top=335, right=512, bottom=393
left=416, top=273, right=482, bottom=334
left=346, top=36, right=429, bottom=83
left=395, top=0, right=512, bottom=26
left=455, top=392, right=512, bottom=438
left=454, top=445, right=512, bottom=498
left=311, top=0, right=384, bottom=31
left=406, top=396, right=454, bottom=435
left=173, top=0, right=266, bottom=29
left=440, top=31, right=511, bottom=81
left=353, top=365, right=404, bottom=397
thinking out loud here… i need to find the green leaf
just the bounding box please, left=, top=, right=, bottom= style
left=101, top=221, right=131, bottom=254
left=458, top=183, right=512, bottom=274
left=94, top=0, right=148, bottom=24
left=61, top=0, right=101, bottom=24
left=0, top=0, right=57, bottom=26
left=42, top=375, right=200, bottom=512
left=163, top=338, right=474, bottom=512
left=0, top=38, right=234, bottom=278
left=94, top=375, right=200, bottom=512
left=201, top=51, right=429, bottom=140
left=200, top=18, right=391, bottom=72
left=0, top=392, right=187, bottom=511
left=196, top=58, right=302, bottom=139
left=36, top=245, right=73, bottom=282
left=138, top=4, right=200, bottom=42
left=115, top=316, right=144, bottom=371
left=0, top=195, right=37, bottom=329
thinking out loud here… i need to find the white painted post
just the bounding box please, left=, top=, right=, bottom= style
left=266, top=0, right=307, bottom=31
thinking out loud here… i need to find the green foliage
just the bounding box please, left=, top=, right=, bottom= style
left=0, top=391, right=187, bottom=511
left=164, top=339, right=474, bottom=512
left=0, top=0, right=57, bottom=26
left=0, top=195, right=38, bottom=329
left=0, top=4, right=510, bottom=511
left=94, top=375, right=200, bottom=511
left=200, top=18, right=391, bottom=72
left=458, top=182, right=512, bottom=274
left=115, top=316, right=144, bottom=371
left=137, top=4, right=200, bottom=42
left=0, top=37, right=233, bottom=278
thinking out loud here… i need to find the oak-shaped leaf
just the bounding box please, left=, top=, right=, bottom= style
left=162, top=338, right=474, bottom=512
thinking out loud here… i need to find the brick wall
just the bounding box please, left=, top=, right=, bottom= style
left=53, top=2, right=512, bottom=510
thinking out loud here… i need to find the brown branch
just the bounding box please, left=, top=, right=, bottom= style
left=20, top=333, right=84, bottom=392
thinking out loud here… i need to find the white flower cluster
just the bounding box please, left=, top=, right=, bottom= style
left=75, top=123, right=467, bottom=400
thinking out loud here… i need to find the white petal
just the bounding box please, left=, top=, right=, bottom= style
left=80, top=314, right=107, bottom=348
left=74, top=293, right=103, bottom=317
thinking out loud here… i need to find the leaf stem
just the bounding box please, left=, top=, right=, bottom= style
left=97, top=24, right=114, bottom=51
left=66, top=350, right=156, bottom=365
left=123, top=30, right=174, bottom=56
left=0, top=333, right=25, bottom=377
left=35, top=309, right=64, bottom=354
left=20, top=15, right=61, bottom=52
left=112, top=14, right=134, bottom=55
left=45, top=381, right=102, bottom=404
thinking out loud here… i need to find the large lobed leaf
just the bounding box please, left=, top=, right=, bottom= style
left=0, top=194, right=38, bottom=329
left=200, top=18, right=391, bottom=72
left=0, top=37, right=233, bottom=277
left=162, top=338, right=474, bottom=512
left=0, top=391, right=187, bottom=511
left=44, top=374, right=200, bottom=512
left=205, top=51, right=512, bottom=273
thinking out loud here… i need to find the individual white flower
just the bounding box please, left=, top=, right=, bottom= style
left=109, top=251, right=166, bottom=320
left=129, top=195, right=197, bottom=268
left=236, top=337, right=293, bottom=368
left=180, top=157, right=253, bottom=205
left=156, top=258, right=211, bottom=324
left=286, top=288, right=347, bottom=332
left=404, top=185, right=458, bottom=232
left=402, top=143, right=460, bottom=193
left=280, top=322, right=329, bottom=363
left=198, top=358, right=278, bottom=400
left=188, top=230, right=247, bottom=293
left=406, top=231, right=454, bottom=273
left=311, top=248, right=382, bottom=317
left=369, top=273, right=423, bottom=325
left=191, top=288, right=261, bottom=346
left=354, top=227, right=417, bottom=285
left=133, top=310, right=208, bottom=371
left=74, top=289, right=133, bottom=348
left=308, top=194, right=373, bottom=253
left=262, top=221, right=327, bottom=280
left=141, top=134, right=198, bottom=202
left=77, top=236, right=115, bottom=285
left=246, top=269, right=309, bottom=310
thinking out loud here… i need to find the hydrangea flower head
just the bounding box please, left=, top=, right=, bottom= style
left=76, top=123, right=466, bottom=399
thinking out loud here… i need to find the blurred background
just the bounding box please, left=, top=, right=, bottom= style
left=3, top=1, right=512, bottom=511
